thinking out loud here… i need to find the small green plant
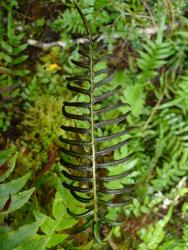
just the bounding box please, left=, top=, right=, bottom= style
left=0, top=147, right=41, bottom=250
left=0, top=1, right=28, bottom=132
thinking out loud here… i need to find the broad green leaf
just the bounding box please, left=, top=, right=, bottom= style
left=14, top=236, right=47, bottom=250
left=0, top=52, right=12, bottom=63
left=0, top=173, right=31, bottom=198
left=53, top=191, right=66, bottom=220
left=12, top=55, right=28, bottom=65
left=47, top=234, right=68, bottom=248
left=13, top=69, right=30, bottom=76
left=12, top=44, right=28, bottom=55
left=123, top=84, right=145, bottom=117
left=0, top=188, right=35, bottom=215
left=0, top=152, right=17, bottom=183
left=15, top=234, right=68, bottom=250
left=0, top=196, right=10, bottom=211
left=14, top=33, right=25, bottom=42
left=1, top=41, right=12, bottom=54
left=41, top=217, right=56, bottom=235
left=33, top=190, right=78, bottom=250
left=0, top=147, right=15, bottom=166
left=33, top=211, right=47, bottom=222
left=0, top=221, right=41, bottom=250
left=55, top=216, right=77, bottom=231
left=177, top=31, right=188, bottom=38
left=38, top=215, right=70, bottom=249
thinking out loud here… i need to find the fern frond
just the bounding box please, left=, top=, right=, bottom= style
left=137, top=40, right=173, bottom=79
left=174, top=71, right=188, bottom=113
left=59, top=1, right=135, bottom=240
left=152, top=109, right=188, bottom=191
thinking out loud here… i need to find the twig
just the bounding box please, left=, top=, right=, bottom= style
left=27, top=39, right=67, bottom=49
left=27, top=24, right=171, bottom=50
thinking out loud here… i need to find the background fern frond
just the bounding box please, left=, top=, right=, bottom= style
left=151, top=108, right=188, bottom=191
left=137, top=40, right=173, bottom=79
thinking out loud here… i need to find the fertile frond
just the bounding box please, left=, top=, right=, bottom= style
left=59, top=1, right=135, bottom=241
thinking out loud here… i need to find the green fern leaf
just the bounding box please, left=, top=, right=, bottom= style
left=137, top=40, right=173, bottom=79
left=138, top=207, right=173, bottom=250
left=151, top=109, right=188, bottom=191
left=0, top=221, right=42, bottom=250
left=123, top=83, right=145, bottom=117
left=33, top=190, right=77, bottom=249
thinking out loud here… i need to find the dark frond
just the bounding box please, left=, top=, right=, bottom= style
left=59, top=0, right=136, bottom=240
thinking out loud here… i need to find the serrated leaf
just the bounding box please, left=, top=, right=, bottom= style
left=0, top=173, right=31, bottom=198
left=12, top=44, right=28, bottom=55
left=14, top=236, right=47, bottom=250
left=123, top=84, right=145, bottom=117
left=33, top=211, right=47, bottom=223
left=55, top=216, right=77, bottom=231
left=0, top=152, right=17, bottom=183
left=0, top=52, right=12, bottom=63
left=47, top=234, right=68, bottom=248
left=41, top=217, right=56, bottom=235
left=1, top=41, right=12, bottom=54
left=0, top=148, right=15, bottom=167
left=53, top=191, right=66, bottom=220
left=12, top=55, right=28, bottom=65
left=1, top=188, right=35, bottom=215
left=0, top=221, right=41, bottom=250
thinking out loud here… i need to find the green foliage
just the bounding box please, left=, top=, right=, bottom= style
left=137, top=39, right=173, bottom=79
left=0, top=1, right=28, bottom=132
left=18, top=94, right=63, bottom=173
left=0, top=2, right=28, bottom=77
left=0, top=148, right=40, bottom=250
left=50, top=0, right=114, bottom=35
left=122, top=83, right=145, bottom=117
left=0, top=221, right=42, bottom=250
left=14, top=177, right=79, bottom=250
left=151, top=109, right=188, bottom=191
left=138, top=207, right=173, bottom=250
left=163, top=71, right=188, bottom=113
left=33, top=188, right=78, bottom=249
left=0, top=148, right=34, bottom=218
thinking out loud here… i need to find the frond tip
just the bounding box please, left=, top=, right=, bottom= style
left=59, top=0, right=135, bottom=241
